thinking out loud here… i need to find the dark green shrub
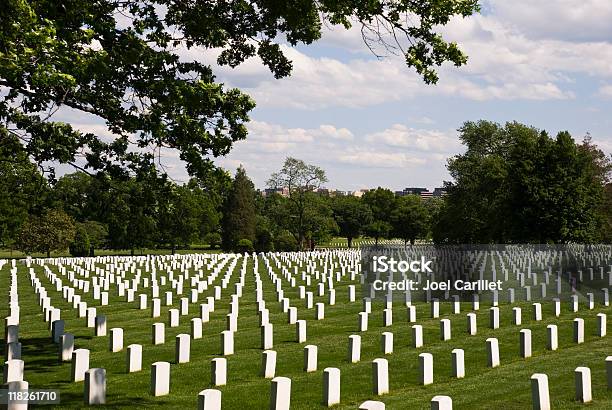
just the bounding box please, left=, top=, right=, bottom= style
left=69, top=226, right=90, bottom=257
left=235, top=238, right=254, bottom=253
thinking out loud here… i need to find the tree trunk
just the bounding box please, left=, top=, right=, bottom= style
left=347, top=237, right=353, bottom=248
left=130, top=248, right=134, bottom=256
left=46, top=249, right=50, bottom=258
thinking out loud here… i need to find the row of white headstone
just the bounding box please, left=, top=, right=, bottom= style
left=6, top=250, right=610, bottom=408
left=532, top=357, right=612, bottom=409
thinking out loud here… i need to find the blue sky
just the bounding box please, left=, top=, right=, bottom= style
left=64, top=0, right=612, bottom=191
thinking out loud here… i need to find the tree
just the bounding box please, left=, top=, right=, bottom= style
left=222, top=166, right=256, bottom=251
left=302, top=194, right=338, bottom=250
left=267, top=157, right=327, bottom=249
left=434, top=121, right=611, bottom=244
left=80, top=220, right=108, bottom=255
left=158, top=183, right=217, bottom=252
left=254, top=215, right=274, bottom=253
left=52, top=172, right=94, bottom=221
left=275, top=230, right=298, bottom=252
left=390, top=195, right=429, bottom=245
left=0, top=1, right=479, bottom=182
left=362, top=188, right=398, bottom=245
left=95, top=176, right=158, bottom=254
left=332, top=196, right=373, bottom=248
left=0, top=133, right=48, bottom=249
left=69, top=225, right=90, bottom=257
left=17, top=209, right=76, bottom=257
left=204, top=232, right=222, bottom=249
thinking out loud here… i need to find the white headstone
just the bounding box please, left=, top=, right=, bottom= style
left=270, top=376, right=291, bottom=410
left=440, top=319, right=451, bottom=341
left=552, top=298, right=560, bottom=317
left=431, top=299, right=440, bottom=318
left=467, top=313, right=477, bottom=336
left=573, top=318, right=584, bottom=344
left=372, top=358, right=389, bottom=395
left=51, top=319, right=65, bottom=343
left=5, top=342, right=21, bottom=360
left=59, top=333, right=74, bottom=362
left=322, top=367, right=341, bottom=407
left=520, top=329, right=532, bottom=358
left=606, top=356, right=612, bottom=390
left=261, top=324, right=274, bottom=350
left=211, top=358, right=227, bottom=386
left=151, top=361, right=170, bottom=396
left=304, top=345, right=318, bottom=372
left=127, top=344, right=142, bottom=373
left=191, top=318, right=203, bottom=339
left=359, top=401, right=385, bottom=410
left=152, top=323, right=165, bottom=345
left=575, top=366, right=592, bottom=403
left=5, top=325, right=19, bottom=344
left=175, top=334, right=190, bottom=364
left=296, top=320, right=307, bottom=343
left=597, top=313, right=606, bottom=337
left=489, top=307, right=499, bottom=329
left=168, top=309, right=179, bottom=327
left=200, top=304, right=210, bottom=323
left=71, top=349, right=90, bottom=382
left=531, top=373, right=550, bottom=410
left=95, top=315, right=106, bottom=337
left=2, top=379, right=27, bottom=410
left=3, top=359, right=24, bottom=383
left=407, top=305, right=417, bottom=323
left=570, top=295, right=578, bottom=312
left=486, top=338, right=500, bottom=368
left=198, top=389, right=222, bottom=410
left=532, top=303, right=542, bottom=321
left=261, top=350, right=276, bottom=379
left=431, top=395, right=452, bottom=410
left=451, top=349, right=465, bottom=378
left=546, top=325, right=558, bottom=351
left=419, top=353, right=433, bottom=385
left=358, top=312, right=368, bottom=332
left=381, top=332, right=393, bottom=355
left=412, top=325, right=423, bottom=348
left=84, top=368, right=106, bottom=405
left=348, top=335, right=361, bottom=363
left=512, top=307, right=522, bottom=326
left=108, top=328, right=123, bottom=352
left=383, top=309, right=392, bottom=327
left=221, top=330, right=234, bottom=355
left=151, top=298, right=161, bottom=318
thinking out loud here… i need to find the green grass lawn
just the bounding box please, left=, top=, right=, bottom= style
left=1, top=253, right=610, bottom=409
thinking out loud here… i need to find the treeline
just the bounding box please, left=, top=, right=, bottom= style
left=433, top=121, right=612, bottom=244
left=2, top=120, right=611, bottom=256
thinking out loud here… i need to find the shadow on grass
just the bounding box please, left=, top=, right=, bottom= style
left=57, top=390, right=171, bottom=409
left=20, top=336, right=64, bottom=375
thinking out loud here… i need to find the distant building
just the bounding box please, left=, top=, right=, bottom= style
left=263, top=187, right=289, bottom=197
left=396, top=187, right=430, bottom=199
left=351, top=189, right=369, bottom=198
left=433, top=187, right=447, bottom=197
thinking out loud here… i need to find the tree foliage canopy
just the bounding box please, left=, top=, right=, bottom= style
left=1, top=0, right=479, bottom=181
left=433, top=121, right=612, bottom=244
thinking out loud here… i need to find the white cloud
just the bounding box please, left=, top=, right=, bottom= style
left=598, top=84, right=612, bottom=98
left=338, top=151, right=427, bottom=168
left=365, top=125, right=461, bottom=153
left=488, top=0, right=612, bottom=42
left=197, top=4, right=612, bottom=109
